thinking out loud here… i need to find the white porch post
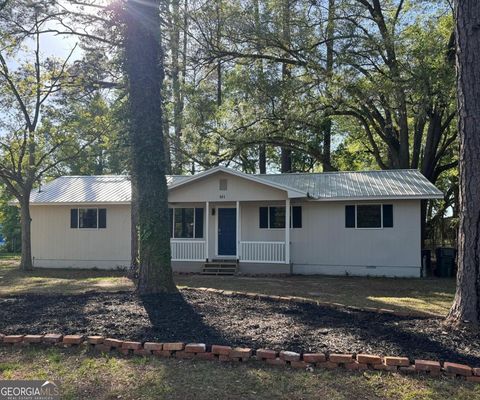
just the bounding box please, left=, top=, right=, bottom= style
left=205, top=201, right=209, bottom=261
left=285, top=198, right=290, bottom=264
left=236, top=201, right=241, bottom=260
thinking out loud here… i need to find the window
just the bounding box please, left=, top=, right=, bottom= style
left=345, top=204, right=393, bottom=228
left=259, top=206, right=302, bottom=229
left=70, top=208, right=107, bottom=229
left=169, top=207, right=204, bottom=238
left=175, top=208, right=194, bottom=238
left=357, top=205, right=381, bottom=228
left=269, top=206, right=286, bottom=228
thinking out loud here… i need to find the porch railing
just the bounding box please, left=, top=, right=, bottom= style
left=171, top=239, right=206, bottom=261
left=240, top=241, right=286, bottom=264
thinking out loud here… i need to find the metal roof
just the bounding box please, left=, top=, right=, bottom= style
left=29, top=168, right=442, bottom=204
left=29, top=175, right=131, bottom=204
left=29, top=175, right=188, bottom=204
left=259, top=169, right=443, bottom=200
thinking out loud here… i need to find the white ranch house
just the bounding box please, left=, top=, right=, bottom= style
left=29, top=166, right=442, bottom=277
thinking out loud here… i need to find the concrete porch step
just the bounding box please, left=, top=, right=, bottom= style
left=201, top=260, right=238, bottom=275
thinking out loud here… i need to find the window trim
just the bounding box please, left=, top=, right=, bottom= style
left=347, top=203, right=393, bottom=230
left=71, top=208, right=107, bottom=230
left=170, top=206, right=204, bottom=239
left=260, top=206, right=302, bottom=230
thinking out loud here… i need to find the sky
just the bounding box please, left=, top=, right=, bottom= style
left=41, top=30, right=82, bottom=60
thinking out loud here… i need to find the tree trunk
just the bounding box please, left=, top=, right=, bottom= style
left=280, top=0, right=292, bottom=172
left=322, top=119, right=334, bottom=171
left=448, top=0, right=480, bottom=325
left=130, top=174, right=139, bottom=272
left=216, top=0, right=222, bottom=107
left=170, top=0, right=184, bottom=174
left=281, top=149, right=292, bottom=173
left=254, top=0, right=267, bottom=174
left=19, top=196, right=33, bottom=270
left=124, top=0, right=176, bottom=294
left=322, top=0, right=335, bottom=172
left=259, top=143, right=266, bottom=174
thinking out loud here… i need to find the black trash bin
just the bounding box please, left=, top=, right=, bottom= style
left=421, top=249, right=431, bottom=276
left=435, top=247, right=456, bottom=277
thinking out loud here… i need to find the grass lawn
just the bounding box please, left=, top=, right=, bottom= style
left=0, top=260, right=131, bottom=296
left=0, top=346, right=478, bottom=400
left=0, top=256, right=475, bottom=399
left=0, top=256, right=455, bottom=316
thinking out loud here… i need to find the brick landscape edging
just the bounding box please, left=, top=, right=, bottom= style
left=181, top=286, right=441, bottom=319
left=1, top=334, right=479, bottom=383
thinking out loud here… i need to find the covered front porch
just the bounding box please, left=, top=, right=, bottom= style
left=166, top=166, right=307, bottom=272
left=169, top=199, right=292, bottom=265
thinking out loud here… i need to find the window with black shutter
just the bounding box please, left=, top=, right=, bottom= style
left=79, top=208, right=98, bottom=228
left=269, top=207, right=286, bottom=228
left=170, top=207, right=205, bottom=238
left=345, top=204, right=394, bottom=228
left=382, top=204, right=393, bottom=227
left=357, top=205, right=382, bottom=228
left=98, top=209, right=107, bottom=228
left=259, top=206, right=302, bottom=229
left=259, top=207, right=268, bottom=228
left=292, top=206, right=302, bottom=228
left=195, top=208, right=204, bottom=238
left=70, top=209, right=78, bottom=228
left=345, top=205, right=355, bottom=228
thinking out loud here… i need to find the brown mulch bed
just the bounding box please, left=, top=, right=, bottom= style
left=0, top=290, right=478, bottom=366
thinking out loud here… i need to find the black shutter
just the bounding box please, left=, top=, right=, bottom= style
left=169, top=208, right=173, bottom=238
left=70, top=209, right=78, bottom=228
left=292, top=206, right=302, bottom=228
left=98, top=208, right=107, bottom=228
left=195, top=208, right=204, bottom=238
left=383, top=204, right=393, bottom=227
left=345, top=205, right=355, bottom=228
left=259, top=207, right=268, bottom=228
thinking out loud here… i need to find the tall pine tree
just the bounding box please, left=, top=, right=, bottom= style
left=124, top=0, right=176, bottom=294
left=448, top=0, right=480, bottom=325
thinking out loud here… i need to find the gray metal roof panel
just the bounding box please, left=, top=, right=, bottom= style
left=258, top=169, right=443, bottom=200
left=29, top=169, right=442, bottom=204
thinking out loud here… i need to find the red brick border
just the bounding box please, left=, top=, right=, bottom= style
left=0, top=333, right=478, bottom=383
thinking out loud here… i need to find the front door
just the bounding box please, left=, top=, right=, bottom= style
left=217, top=208, right=236, bottom=256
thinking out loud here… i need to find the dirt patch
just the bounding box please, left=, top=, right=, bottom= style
left=0, top=290, right=478, bottom=366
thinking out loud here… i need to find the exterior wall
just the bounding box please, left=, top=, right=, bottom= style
left=240, top=201, right=287, bottom=242
left=31, top=204, right=131, bottom=269
left=169, top=172, right=287, bottom=203
left=171, top=199, right=421, bottom=277
left=290, top=200, right=422, bottom=277
left=30, top=190, right=422, bottom=277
